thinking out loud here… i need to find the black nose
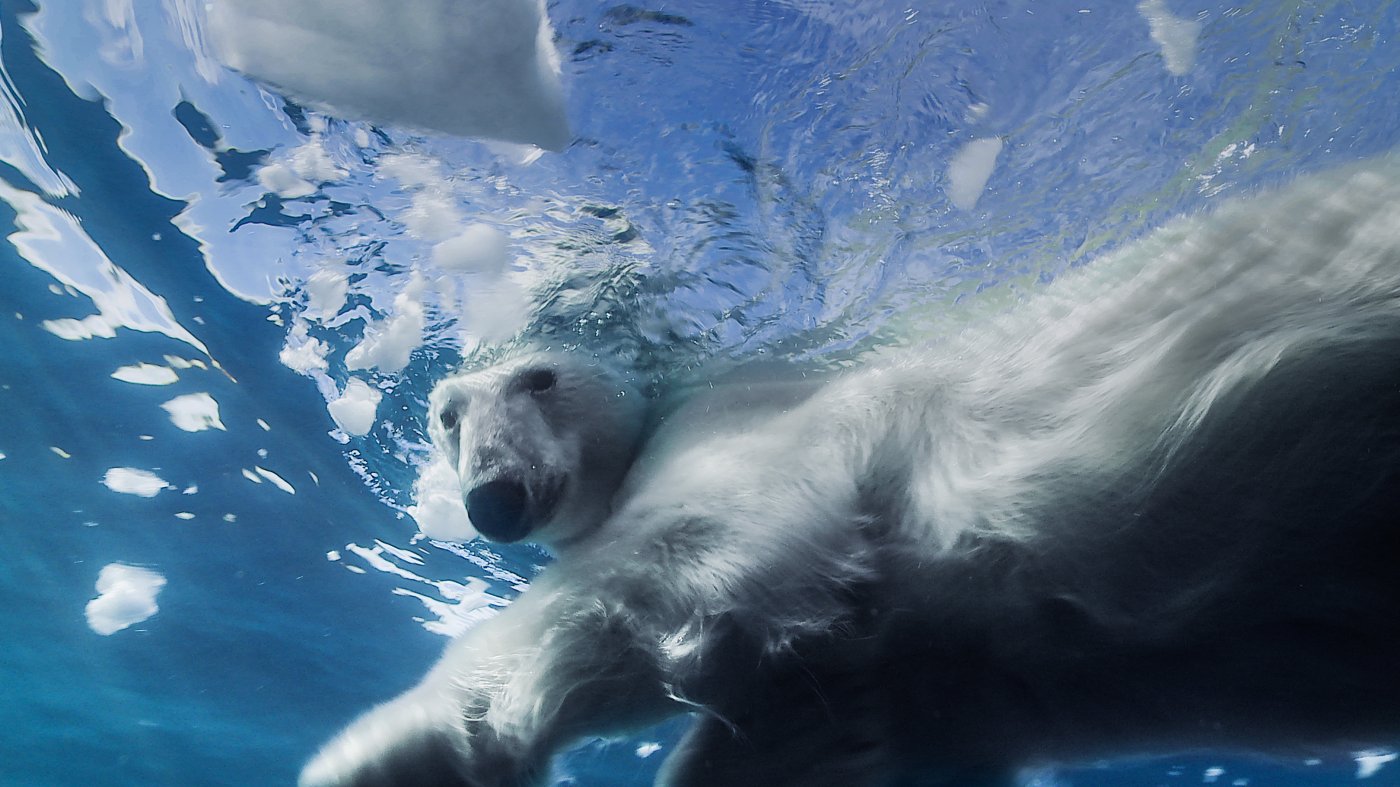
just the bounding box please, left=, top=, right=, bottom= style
left=466, top=479, right=530, bottom=542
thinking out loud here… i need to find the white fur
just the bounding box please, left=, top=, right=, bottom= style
left=426, top=353, right=646, bottom=546
left=304, top=161, right=1400, bottom=786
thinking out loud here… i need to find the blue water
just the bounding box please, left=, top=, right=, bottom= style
left=1, top=0, right=1398, bottom=784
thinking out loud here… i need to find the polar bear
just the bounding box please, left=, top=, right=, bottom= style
left=424, top=353, right=648, bottom=546
left=302, top=162, right=1400, bottom=787
left=423, top=351, right=818, bottom=546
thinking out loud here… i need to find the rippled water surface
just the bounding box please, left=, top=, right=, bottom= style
left=2, top=1, right=1399, bottom=784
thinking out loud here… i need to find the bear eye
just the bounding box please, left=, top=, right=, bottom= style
left=521, top=368, right=557, bottom=394
left=439, top=409, right=459, bottom=431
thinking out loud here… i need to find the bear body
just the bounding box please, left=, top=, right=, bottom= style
left=303, top=162, right=1400, bottom=787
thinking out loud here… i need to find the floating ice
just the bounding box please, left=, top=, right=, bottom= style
left=946, top=137, right=1003, bottom=211
left=1356, top=750, right=1398, bottom=779
left=1138, top=0, right=1201, bottom=76
left=254, top=466, right=296, bottom=495
left=111, top=363, right=178, bottom=385
left=86, top=563, right=166, bottom=635
left=102, top=467, right=172, bottom=497
left=378, top=152, right=447, bottom=190
left=280, top=323, right=330, bottom=374
left=43, top=315, right=116, bottom=340
left=432, top=224, right=511, bottom=277
left=304, top=269, right=349, bottom=319
left=207, top=0, right=570, bottom=150
left=402, top=191, right=464, bottom=242
left=161, top=392, right=226, bottom=432
left=256, top=137, right=347, bottom=199
left=328, top=377, right=382, bottom=436
left=163, top=355, right=207, bottom=370
left=345, top=275, right=427, bottom=373
left=461, top=276, right=531, bottom=343
left=257, top=162, right=315, bottom=199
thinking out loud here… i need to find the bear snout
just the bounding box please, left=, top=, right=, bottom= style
left=466, top=478, right=532, bottom=542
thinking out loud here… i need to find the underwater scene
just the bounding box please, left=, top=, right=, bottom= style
left=2, top=0, right=1400, bottom=785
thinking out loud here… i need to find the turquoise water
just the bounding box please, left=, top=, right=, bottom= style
left=1, top=1, right=1399, bottom=784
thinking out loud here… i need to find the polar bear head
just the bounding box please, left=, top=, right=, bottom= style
left=427, top=352, right=647, bottom=546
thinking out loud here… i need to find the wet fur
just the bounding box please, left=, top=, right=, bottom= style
left=303, top=162, right=1400, bottom=786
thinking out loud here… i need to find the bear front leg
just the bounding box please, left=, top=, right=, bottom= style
left=300, top=575, right=682, bottom=787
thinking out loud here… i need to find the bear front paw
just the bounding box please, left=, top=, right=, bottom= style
left=299, top=692, right=537, bottom=787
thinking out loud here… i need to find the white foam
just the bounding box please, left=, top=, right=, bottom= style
left=256, top=137, right=347, bottom=199
left=257, top=161, right=315, bottom=199
left=102, top=467, right=172, bottom=497
left=407, top=454, right=476, bottom=542
left=946, top=137, right=1003, bottom=211
left=328, top=377, right=382, bottom=436
left=207, top=0, right=570, bottom=150
left=1138, top=0, right=1201, bottom=76
left=432, top=224, right=511, bottom=276
left=462, top=273, right=531, bottom=343
left=280, top=322, right=330, bottom=373
left=161, top=392, right=226, bottom=432
left=304, top=269, right=349, bottom=319
left=378, top=152, right=446, bottom=190
left=111, top=363, right=178, bottom=385
left=345, top=274, right=427, bottom=373
left=344, top=540, right=507, bottom=635
left=289, top=137, right=347, bottom=183
left=86, top=563, right=166, bottom=635
left=402, top=191, right=464, bottom=242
